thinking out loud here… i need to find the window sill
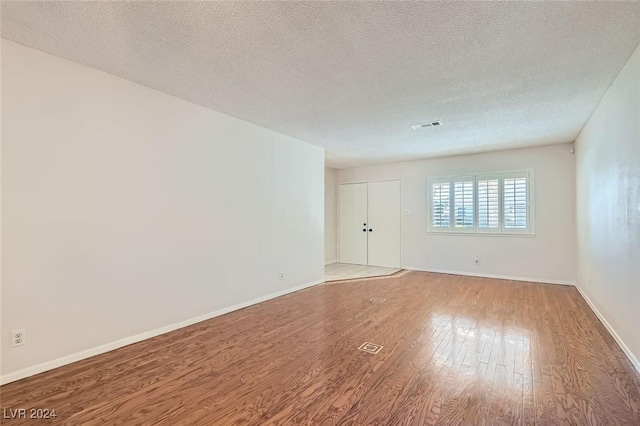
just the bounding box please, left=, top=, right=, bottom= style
left=426, top=231, right=535, bottom=238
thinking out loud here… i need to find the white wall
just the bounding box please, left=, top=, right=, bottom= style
left=324, top=167, right=337, bottom=264
left=575, top=44, right=640, bottom=369
left=1, top=40, right=325, bottom=382
left=337, top=143, right=576, bottom=283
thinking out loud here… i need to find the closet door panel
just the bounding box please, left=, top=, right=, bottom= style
left=367, top=180, right=401, bottom=268
left=338, top=183, right=368, bottom=265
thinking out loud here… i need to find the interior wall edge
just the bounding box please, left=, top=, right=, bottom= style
left=403, top=266, right=576, bottom=286
left=575, top=283, right=640, bottom=374
left=2, top=39, right=325, bottom=378
left=0, top=278, right=325, bottom=386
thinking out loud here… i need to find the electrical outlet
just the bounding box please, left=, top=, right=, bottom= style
left=280, top=271, right=284, bottom=280
left=11, top=329, right=26, bottom=347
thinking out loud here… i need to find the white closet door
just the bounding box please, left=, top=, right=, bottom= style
left=338, top=183, right=368, bottom=265
left=367, top=180, right=401, bottom=268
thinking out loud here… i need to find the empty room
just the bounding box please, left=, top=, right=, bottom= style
left=1, top=1, right=639, bottom=424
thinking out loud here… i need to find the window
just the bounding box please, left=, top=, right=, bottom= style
left=478, top=178, right=499, bottom=229
left=428, top=171, right=533, bottom=235
left=453, top=179, right=474, bottom=228
left=431, top=182, right=450, bottom=228
left=503, top=176, right=528, bottom=229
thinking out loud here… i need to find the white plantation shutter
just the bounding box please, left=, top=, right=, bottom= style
left=431, top=181, right=451, bottom=228
left=429, top=171, right=532, bottom=234
left=478, top=178, right=500, bottom=229
left=503, top=174, right=529, bottom=230
left=453, top=180, right=474, bottom=228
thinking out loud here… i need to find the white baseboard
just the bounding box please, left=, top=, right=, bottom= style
left=575, top=285, right=640, bottom=373
left=0, top=278, right=324, bottom=386
left=402, top=266, right=576, bottom=286
left=325, top=260, right=337, bottom=266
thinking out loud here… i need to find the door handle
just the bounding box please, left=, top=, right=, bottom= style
left=368, top=229, right=373, bottom=232
left=363, top=228, right=367, bottom=232
left=363, top=223, right=367, bottom=226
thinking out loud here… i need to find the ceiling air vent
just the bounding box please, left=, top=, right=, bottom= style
left=411, top=121, right=442, bottom=130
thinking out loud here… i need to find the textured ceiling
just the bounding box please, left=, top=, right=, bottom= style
left=2, top=2, right=640, bottom=168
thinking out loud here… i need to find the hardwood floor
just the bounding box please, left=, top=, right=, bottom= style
left=2, top=271, right=639, bottom=425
